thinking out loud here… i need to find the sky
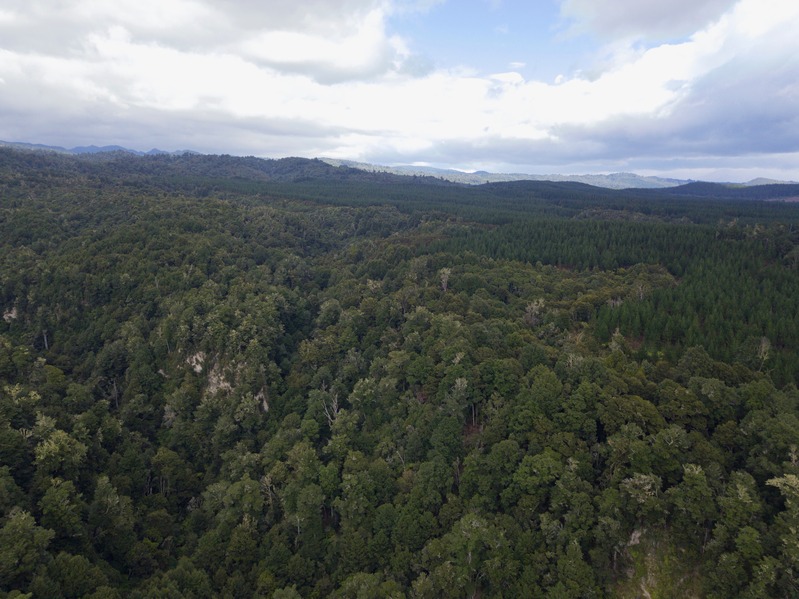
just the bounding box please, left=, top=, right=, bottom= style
left=1, top=0, right=798, bottom=181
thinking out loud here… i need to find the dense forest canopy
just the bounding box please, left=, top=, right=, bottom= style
left=2, top=147, right=799, bottom=597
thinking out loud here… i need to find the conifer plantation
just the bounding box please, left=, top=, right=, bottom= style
left=3, top=147, right=799, bottom=597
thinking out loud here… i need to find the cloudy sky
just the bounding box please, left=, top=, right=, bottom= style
left=1, top=0, right=798, bottom=180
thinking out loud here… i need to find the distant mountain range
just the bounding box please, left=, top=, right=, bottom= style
left=316, top=159, right=797, bottom=190
left=1, top=139, right=796, bottom=190
left=320, top=159, right=695, bottom=189
left=0, top=139, right=195, bottom=157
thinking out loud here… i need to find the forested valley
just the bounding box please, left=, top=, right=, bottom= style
left=3, top=147, right=799, bottom=597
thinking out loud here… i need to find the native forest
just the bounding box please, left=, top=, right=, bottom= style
left=3, top=147, right=799, bottom=598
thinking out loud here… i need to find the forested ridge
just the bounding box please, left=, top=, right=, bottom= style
left=2, top=147, right=799, bottom=597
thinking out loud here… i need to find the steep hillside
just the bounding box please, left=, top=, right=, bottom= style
left=2, top=147, right=799, bottom=597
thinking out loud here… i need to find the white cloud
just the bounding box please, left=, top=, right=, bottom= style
left=236, top=8, right=406, bottom=82
left=0, top=0, right=797, bottom=180
left=73, top=0, right=213, bottom=33
left=559, top=0, right=736, bottom=41
left=0, top=0, right=402, bottom=80
left=0, top=9, right=18, bottom=24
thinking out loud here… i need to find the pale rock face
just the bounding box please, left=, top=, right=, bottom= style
left=186, top=351, right=205, bottom=374
left=206, top=362, right=232, bottom=395
left=256, top=388, right=269, bottom=412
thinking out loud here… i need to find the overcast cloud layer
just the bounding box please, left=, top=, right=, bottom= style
left=1, top=0, right=797, bottom=180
